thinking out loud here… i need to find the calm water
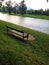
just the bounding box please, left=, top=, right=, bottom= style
left=0, top=13, right=49, bottom=34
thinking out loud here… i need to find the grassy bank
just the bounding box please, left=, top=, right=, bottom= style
left=0, top=20, right=49, bottom=65
left=24, top=14, right=49, bottom=20
left=2, top=12, right=49, bottom=20
left=11, top=13, right=49, bottom=20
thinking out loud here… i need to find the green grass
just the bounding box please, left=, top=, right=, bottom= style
left=0, top=20, right=49, bottom=65
left=24, top=14, right=49, bottom=20
left=3, top=12, right=49, bottom=20
left=11, top=13, right=49, bottom=20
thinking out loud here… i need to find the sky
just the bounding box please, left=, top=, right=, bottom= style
left=2, top=0, right=49, bottom=10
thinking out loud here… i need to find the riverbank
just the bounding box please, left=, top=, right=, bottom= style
left=10, top=13, right=49, bottom=20
left=2, top=12, right=49, bottom=20
left=24, top=14, right=49, bottom=20
left=0, top=20, right=49, bottom=65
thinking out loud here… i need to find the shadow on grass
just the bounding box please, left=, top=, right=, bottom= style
left=5, top=33, right=33, bottom=47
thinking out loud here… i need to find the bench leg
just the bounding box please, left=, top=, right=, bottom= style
left=23, top=33, right=24, bottom=40
left=27, top=34, right=29, bottom=40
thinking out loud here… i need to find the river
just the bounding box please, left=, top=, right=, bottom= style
left=0, top=13, right=49, bottom=34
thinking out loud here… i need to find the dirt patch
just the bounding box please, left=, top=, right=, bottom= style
left=24, top=34, right=35, bottom=41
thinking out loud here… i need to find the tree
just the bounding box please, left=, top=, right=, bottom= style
left=19, top=0, right=27, bottom=15
left=2, top=5, right=6, bottom=12
left=46, top=9, right=49, bottom=16
left=0, top=0, right=4, bottom=8
left=27, top=9, right=35, bottom=14
left=37, top=9, right=44, bottom=15
left=6, top=0, right=12, bottom=14
left=47, top=0, right=49, bottom=2
left=12, top=2, right=17, bottom=14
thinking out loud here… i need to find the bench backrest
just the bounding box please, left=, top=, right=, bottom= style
left=6, top=26, right=24, bottom=33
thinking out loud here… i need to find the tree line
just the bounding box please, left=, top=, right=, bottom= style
left=1, top=0, right=49, bottom=16
left=2, top=0, right=27, bottom=15
left=27, top=9, right=49, bottom=16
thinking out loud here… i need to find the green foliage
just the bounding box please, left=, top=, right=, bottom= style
left=2, top=0, right=49, bottom=16
left=0, top=20, right=49, bottom=65
left=27, top=9, right=44, bottom=15
left=2, top=6, right=6, bottom=12
left=46, top=9, right=49, bottom=16
left=19, top=0, right=27, bottom=15
left=26, top=9, right=49, bottom=16
left=6, top=0, right=12, bottom=14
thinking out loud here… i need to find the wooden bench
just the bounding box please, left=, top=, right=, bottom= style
left=6, top=26, right=29, bottom=40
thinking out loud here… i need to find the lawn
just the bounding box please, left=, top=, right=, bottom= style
left=0, top=20, right=49, bottom=65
